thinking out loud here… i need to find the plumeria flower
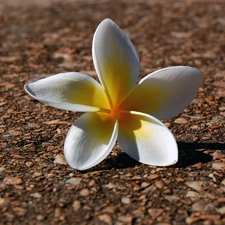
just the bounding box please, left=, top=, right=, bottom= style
left=24, top=18, right=203, bottom=170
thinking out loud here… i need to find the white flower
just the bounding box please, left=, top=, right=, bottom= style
left=24, top=19, right=203, bottom=170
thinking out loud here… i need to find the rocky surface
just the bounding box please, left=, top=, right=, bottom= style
left=0, top=0, right=225, bottom=224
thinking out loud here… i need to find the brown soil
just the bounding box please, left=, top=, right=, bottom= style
left=0, top=0, right=225, bottom=224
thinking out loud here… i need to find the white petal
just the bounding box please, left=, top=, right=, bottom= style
left=118, top=111, right=178, bottom=166
left=64, top=112, right=118, bottom=170
left=24, top=72, right=110, bottom=112
left=92, top=18, right=140, bottom=107
left=119, top=66, right=203, bottom=120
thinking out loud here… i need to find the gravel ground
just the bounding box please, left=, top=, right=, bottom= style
left=0, top=0, right=225, bottom=224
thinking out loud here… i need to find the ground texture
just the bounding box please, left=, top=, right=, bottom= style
left=0, top=0, right=225, bottom=224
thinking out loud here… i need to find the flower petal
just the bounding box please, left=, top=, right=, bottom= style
left=92, top=18, right=140, bottom=107
left=24, top=72, right=110, bottom=112
left=119, top=66, right=203, bottom=120
left=64, top=112, right=118, bottom=170
left=118, top=111, right=178, bottom=166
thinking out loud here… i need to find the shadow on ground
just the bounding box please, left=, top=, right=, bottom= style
left=175, top=142, right=225, bottom=168
left=88, top=142, right=225, bottom=172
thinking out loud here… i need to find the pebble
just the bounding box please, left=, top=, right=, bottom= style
left=174, top=118, right=187, bottom=124
left=141, top=182, right=150, bottom=188
left=27, top=123, right=40, bottom=128
left=72, top=200, right=81, bottom=211
left=0, top=198, right=8, bottom=205
left=98, top=213, right=112, bottom=224
left=13, top=207, right=27, bottom=216
left=54, top=208, right=61, bottom=217
left=147, top=174, right=159, bottom=180
left=212, top=163, right=225, bottom=171
left=80, top=189, right=90, bottom=196
left=118, top=215, right=133, bottom=223
left=186, top=191, right=199, bottom=198
left=142, top=185, right=157, bottom=194
left=32, top=172, right=42, bottom=177
left=121, top=197, right=131, bottom=204
left=25, top=161, right=34, bottom=167
left=155, top=181, right=164, bottom=189
left=36, top=215, right=45, bottom=221
left=185, top=181, right=203, bottom=192
left=103, top=182, right=117, bottom=189
left=217, top=206, right=225, bottom=214
left=54, top=154, right=67, bottom=165
left=66, top=178, right=82, bottom=186
left=148, top=208, right=163, bottom=219
left=30, top=192, right=42, bottom=198
left=103, top=206, right=116, bottom=213
left=164, top=195, right=179, bottom=202
left=3, top=176, right=22, bottom=185
left=192, top=202, right=207, bottom=212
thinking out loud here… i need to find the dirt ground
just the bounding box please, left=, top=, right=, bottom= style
left=0, top=0, right=225, bottom=224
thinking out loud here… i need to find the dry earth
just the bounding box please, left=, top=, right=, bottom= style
left=0, top=0, right=225, bottom=224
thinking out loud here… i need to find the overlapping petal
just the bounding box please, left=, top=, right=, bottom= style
left=119, top=66, right=203, bottom=120
left=24, top=72, right=110, bottom=112
left=117, top=111, right=178, bottom=166
left=92, top=18, right=140, bottom=108
left=64, top=112, right=118, bottom=170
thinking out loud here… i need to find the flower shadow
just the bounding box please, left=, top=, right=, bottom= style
left=103, top=152, right=141, bottom=169
left=173, top=142, right=225, bottom=168
left=85, top=142, right=224, bottom=172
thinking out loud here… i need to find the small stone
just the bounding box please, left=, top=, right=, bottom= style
left=186, top=216, right=200, bottom=224
left=208, top=173, right=216, bottom=182
left=147, top=174, right=159, bottom=180
left=0, top=128, right=5, bottom=134
left=25, top=162, right=34, bottom=167
left=212, top=163, right=225, bottom=171
left=0, top=198, right=8, bottom=205
left=192, top=162, right=203, bottom=169
left=3, top=176, right=22, bottom=185
left=98, top=213, right=112, bottom=224
left=176, top=177, right=184, bottom=183
left=192, top=202, right=207, bottom=212
left=30, top=192, right=42, bottom=198
left=155, top=180, right=164, bottom=189
left=218, top=197, right=225, bottom=203
left=103, top=206, right=116, bottom=213
left=218, top=206, right=225, bottom=214
left=103, top=182, right=117, bottom=189
left=121, top=197, right=131, bottom=204
left=164, top=195, right=179, bottom=202
left=186, top=191, right=199, bottom=198
left=33, top=172, right=42, bottom=177
left=221, top=179, right=225, bottom=185
left=66, top=178, right=82, bottom=186
left=80, top=189, right=90, bottom=196
left=72, top=200, right=81, bottom=211
left=54, top=208, right=61, bottom=217
left=47, top=145, right=55, bottom=151
left=141, top=182, right=150, bottom=188
left=185, top=181, right=203, bottom=192
left=174, top=118, right=187, bottom=124
left=148, top=208, right=163, bottom=219
left=142, top=185, right=157, bottom=194
left=54, top=154, right=67, bottom=165
left=13, top=207, right=26, bottom=216
left=27, top=123, right=40, bottom=128
left=0, top=167, right=5, bottom=172
left=118, top=215, right=133, bottom=223
left=36, top=215, right=45, bottom=221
